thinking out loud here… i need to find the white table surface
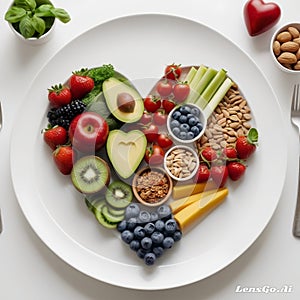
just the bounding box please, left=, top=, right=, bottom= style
left=0, top=0, right=299, bottom=299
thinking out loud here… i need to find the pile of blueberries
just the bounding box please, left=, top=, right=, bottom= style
left=169, top=104, right=204, bottom=141
left=117, top=203, right=182, bottom=266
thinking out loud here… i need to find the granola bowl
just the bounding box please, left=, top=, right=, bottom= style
left=132, top=166, right=173, bottom=207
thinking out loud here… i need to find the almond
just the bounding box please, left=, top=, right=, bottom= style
left=276, top=31, right=292, bottom=43
left=296, top=48, right=300, bottom=60
left=273, top=40, right=281, bottom=56
left=288, top=26, right=300, bottom=39
left=280, top=41, right=299, bottom=52
left=293, top=37, right=300, bottom=45
left=277, top=52, right=297, bottom=64
left=294, top=61, right=300, bottom=70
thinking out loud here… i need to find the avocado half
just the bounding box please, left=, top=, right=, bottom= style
left=102, top=77, right=144, bottom=123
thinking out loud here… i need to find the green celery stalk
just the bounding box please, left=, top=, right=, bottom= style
left=203, top=77, right=233, bottom=118
left=195, top=67, right=218, bottom=95
left=183, top=66, right=197, bottom=84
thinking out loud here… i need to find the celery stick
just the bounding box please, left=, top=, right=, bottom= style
left=203, top=77, right=233, bottom=118
left=201, top=69, right=227, bottom=102
left=183, top=66, right=197, bottom=84
left=196, top=67, right=218, bottom=95
left=185, top=65, right=207, bottom=103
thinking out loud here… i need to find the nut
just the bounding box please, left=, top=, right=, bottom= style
left=280, top=41, right=299, bottom=52
left=288, top=26, right=300, bottom=38
left=273, top=40, right=281, bottom=56
left=277, top=31, right=292, bottom=43
left=277, top=52, right=297, bottom=64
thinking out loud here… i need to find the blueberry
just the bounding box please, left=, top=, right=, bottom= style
left=134, top=226, right=146, bottom=240
left=180, top=123, right=190, bottom=132
left=117, top=220, right=127, bottom=232
left=157, top=205, right=172, bottom=219
left=138, top=210, right=151, bottom=224
left=191, top=107, right=200, bottom=116
left=144, top=252, right=156, bottom=266
left=121, top=230, right=134, bottom=244
left=173, top=230, right=182, bottom=242
left=125, top=203, right=140, bottom=220
left=186, top=131, right=194, bottom=140
left=196, top=122, right=203, bottom=130
left=172, top=127, right=180, bottom=137
left=141, top=237, right=153, bottom=250
left=129, top=239, right=140, bottom=251
left=151, top=231, right=164, bottom=245
left=172, top=111, right=181, bottom=120
left=153, top=246, right=164, bottom=258
left=127, top=217, right=138, bottom=231
left=179, top=132, right=187, bottom=140
left=163, top=236, right=175, bottom=249
left=164, top=219, right=177, bottom=235
left=190, top=126, right=200, bottom=136
left=170, top=119, right=180, bottom=128
left=186, top=113, right=194, bottom=119
left=188, top=116, right=198, bottom=126
left=150, top=212, right=159, bottom=222
left=179, top=105, right=191, bottom=115
left=179, top=115, right=188, bottom=123
left=144, top=222, right=155, bottom=235
left=136, top=248, right=149, bottom=259
left=155, top=219, right=165, bottom=232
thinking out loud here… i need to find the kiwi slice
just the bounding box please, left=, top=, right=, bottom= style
left=101, top=205, right=124, bottom=223
left=105, top=181, right=133, bottom=209
left=93, top=201, right=118, bottom=229
left=71, top=156, right=110, bottom=195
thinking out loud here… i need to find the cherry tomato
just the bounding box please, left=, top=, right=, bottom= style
left=143, top=124, right=159, bottom=142
left=164, top=64, right=182, bottom=81
left=156, top=80, right=173, bottom=97
left=157, top=133, right=173, bottom=149
left=153, top=110, right=167, bottom=126
left=200, top=147, right=218, bottom=163
left=173, top=82, right=190, bottom=103
left=193, top=163, right=210, bottom=183
left=162, top=99, right=176, bottom=114
left=139, top=111, right=152, bottom=125
left=144, top=95, right=161, bottom=113
left=144, top=144, right=165, bottom=165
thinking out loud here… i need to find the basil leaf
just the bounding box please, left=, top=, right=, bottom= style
left=4, top=6, right=26, bottom=23
left=14, top=0, right=36, bottom=10
left=19, top=15, right=35, bottom=38
left=50, top=8, right=71, bottom=23
left=35, top=4, right=54, bottom=17
left=32, top=15, right=45, bottom=35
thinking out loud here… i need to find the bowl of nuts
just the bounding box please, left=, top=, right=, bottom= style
left=164, top=145, right=199, bottom=182
left=271, top=23, right=300, bottom=73
left=132, top=167, right=173, bottom=207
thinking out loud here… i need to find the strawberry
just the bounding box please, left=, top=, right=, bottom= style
left=200, top=147, right=218, bottom=163
left=210, top=164, right=229, bottom=187
left=69, top=73, right=94, bottom=100
left=43, top=125, right=68, bottom=150
left=53, top=145, right=74, bottom=175
left=193, top=163, right=210, bottom=183
left=236, top=128, right=258, bottom=159
left=48, top=84, right=72, bottom=108
left=222, top=147, right=237, bottom=161
left=227, top=162, right=246, bottom=181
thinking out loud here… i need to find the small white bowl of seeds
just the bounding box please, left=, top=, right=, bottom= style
left=164, top=145, right=199, bottom=182
left=271, top=23, right=300, bottom=73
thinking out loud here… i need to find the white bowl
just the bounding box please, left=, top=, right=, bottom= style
left=270, top=22, right=300, bottom=74
left=167, top=103, right=206, bottom=144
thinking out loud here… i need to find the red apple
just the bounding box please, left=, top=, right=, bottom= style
left=244, top=0, right=281, bottom=36
left=69, top=112, right=109, bottom=153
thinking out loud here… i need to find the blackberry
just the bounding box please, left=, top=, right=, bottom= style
left=47, top=99, right=86, bottom=129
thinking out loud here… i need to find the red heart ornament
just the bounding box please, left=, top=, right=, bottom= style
left=244, top=0, right=281, bottom=36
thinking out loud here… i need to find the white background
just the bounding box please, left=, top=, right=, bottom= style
left=0, top=0, right=299, bottom=299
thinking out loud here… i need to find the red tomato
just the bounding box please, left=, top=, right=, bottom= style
left=139, top=111, right=152, bottom=125
left=156, top=80, right=173, bottom=97
left=193, top=163, right=210, bottom=183
left=157, top=133, right=173, bottom=149
left=144, top=144, right=165, bottom=165
left=143, top=124, right=159, bottom=142
left=173, top=82, right=190, bottom=103
left=144, top=95, right=161, bottom=113
left=153, top=110, right=167, bottom=126
left=162, top=99, right=176, bottom=114
left=164, top=64, right=182, bottom=81
left=200, top=147, right=218, bottom=163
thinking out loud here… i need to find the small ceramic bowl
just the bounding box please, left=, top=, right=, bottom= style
left=132, top=167, right=173, bottom=207
left=164, top=145, right=199, bottom=182
left=167, top=103, right=206, bottom=144
left=270, top=22, right=300, bottom=73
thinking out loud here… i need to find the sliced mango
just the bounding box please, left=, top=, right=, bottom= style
left=170, top=188, right=224, bottom=214
left=172, top=180, right=217, bottom=200
left=174, top=188, right=228, bottom=231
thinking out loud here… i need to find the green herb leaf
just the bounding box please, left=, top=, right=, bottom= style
left=19, top=14, right=35, bottom=38
left=4, top=6, right=26, bottom=23
left=35, top=4, right=54, bottom=17
left=247, top=128, right=259, bottom=145
left=87, top=64, right=115, bottom=84
left=14, top=0, right=36, bottom=10
left=32, top=15, right=45, bottom=35
left=50, top=8, right=71, bottom=23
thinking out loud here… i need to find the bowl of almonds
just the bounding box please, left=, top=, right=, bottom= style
left=271, top=23, right=300, bottom=73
